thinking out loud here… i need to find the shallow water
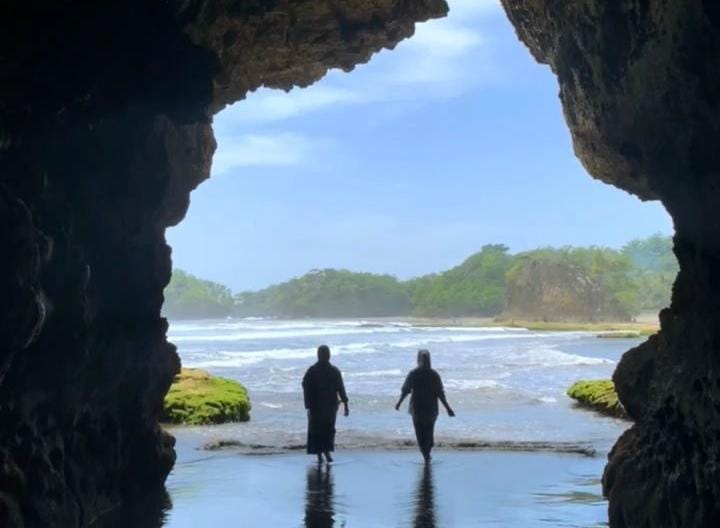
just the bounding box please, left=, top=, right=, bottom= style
left=169, top=319, right=634, bottom=452
left=162, top=318, right=637, bottom=526
left=164, top=450, right=609, bottom=527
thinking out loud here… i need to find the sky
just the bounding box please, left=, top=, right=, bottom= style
left=167, top=0, right=674, bottom=293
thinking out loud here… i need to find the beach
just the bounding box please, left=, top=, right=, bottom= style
left=161, top=318, right=638, bottom=526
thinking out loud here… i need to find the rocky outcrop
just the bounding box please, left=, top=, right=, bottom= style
left=504, top=259, right=631, bottom=322
left=162, top=368, right=250, bottom=425
left=501, top=1, right=720, bottom=525
left=0, top=1, right=445, bottom=526
left=567, top=379, right=627, bottom=419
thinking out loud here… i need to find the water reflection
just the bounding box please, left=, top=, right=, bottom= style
left=412, top=465, right=436, bottom=528
left=95, top=485, right=171, bottom=528
left=304, top=465, right=335, bottom=528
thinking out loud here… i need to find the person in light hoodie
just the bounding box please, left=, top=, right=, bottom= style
left=395, top=349, right=455, bottom=462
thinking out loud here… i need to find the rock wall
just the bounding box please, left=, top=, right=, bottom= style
left=504, top=259, right=631, bottom=322
left=5, top=0, right=718, bottom=525
left=0, top=1, right=446, bottom=526
left=502, top=1, right=720, bottom=525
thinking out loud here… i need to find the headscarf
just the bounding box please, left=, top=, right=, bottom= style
left=417, top=349, right=431, bottom=369
left=317, top=344, right=331, bottom=364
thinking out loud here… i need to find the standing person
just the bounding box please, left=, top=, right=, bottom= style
left=302, top=345, right=349, bottom=464
left=395, top=349, right=455, bottom=462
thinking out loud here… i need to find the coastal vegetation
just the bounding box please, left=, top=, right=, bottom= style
left=162, top=368, right=251, bottom=425
left=235, top=268, right=411, bottom=318
left=163, top=269, right=233, bottom=319
left=165, top=234, right=676, bottom=321
left=407, top=244, right=514, bottom=317
left=567, top=379, right=627, bottom=419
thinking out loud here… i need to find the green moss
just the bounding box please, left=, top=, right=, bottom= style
left=567, top=379, right=627, bottom=419
left=162, top=368, right=251, bottom=425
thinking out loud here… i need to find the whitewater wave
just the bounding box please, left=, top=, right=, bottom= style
left=346, top=369, right=403, bottom=378
left=538, top=396, right=558, bottom=404
left=415, top=326, right=531, bottom=333
left=390, top=332, right=545, bottom=349
left=258, top=402, right=284, bottom=409
left=184, top=342, right=380, bottom=368
left=444, top=379, right=504, bottom=390
left=169, top=325, right=415, bottom=343
left=500, top=347, right=614, bottom=368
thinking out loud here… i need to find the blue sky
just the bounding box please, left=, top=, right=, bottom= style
left=167, top=0, right=673, bottom=292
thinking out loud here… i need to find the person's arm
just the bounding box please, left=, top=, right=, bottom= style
left=395, top=372, right=412, bottom=410
left=437, top=373, right=455, bottom=417
left=337, top=369, right=349, bottom=416
left=302, top=369, right=312, bottom=414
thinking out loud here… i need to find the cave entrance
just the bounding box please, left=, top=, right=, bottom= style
left=160, top=1, right=674, bottom=526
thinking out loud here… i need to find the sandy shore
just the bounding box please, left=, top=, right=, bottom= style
left=405, top=316, right=660, bottom=335
left=164, top=442, right=609, bottom=527
left=359, top=315, right=660, bottom=336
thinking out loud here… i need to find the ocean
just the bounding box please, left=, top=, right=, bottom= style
left=163, top=318, right=638, bottom=527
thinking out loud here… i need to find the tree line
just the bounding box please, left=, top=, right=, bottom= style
left=163, top=234, right=677, bottom=321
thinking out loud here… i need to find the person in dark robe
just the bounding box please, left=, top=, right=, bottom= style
left=395, top=349, right=454, bottom=462
left=302, top=345, right=349, bottom=463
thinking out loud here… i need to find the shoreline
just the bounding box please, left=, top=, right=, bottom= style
left=198, top=437, right=599, bottom=457
left=406, top=316, right=657, bottom=335
left=169, top=315, right=659, bottom=335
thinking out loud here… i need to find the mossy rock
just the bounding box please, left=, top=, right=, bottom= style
left=162, top=368, right=251, bottom=425
left=567, top=379, right=627, bottom=419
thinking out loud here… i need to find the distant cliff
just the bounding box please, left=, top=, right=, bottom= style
left=503, top=253, right=635, bottom=322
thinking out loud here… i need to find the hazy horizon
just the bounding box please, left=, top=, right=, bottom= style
left=167, top=0, right=673, bottom=292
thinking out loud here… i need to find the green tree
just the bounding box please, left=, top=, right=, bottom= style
left=621, top=234, right=677, bottom=310
left=410, top=244, right=514, bottom=317
left=163, top=269, right=234, bottom=319
left=234, top=269, right=411, bottom=317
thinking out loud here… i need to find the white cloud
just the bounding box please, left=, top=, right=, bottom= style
left=211, top=133, right=324, bottom=174
left=214, top=0, right=501, bottom=127
left=208, top=0, right=503, bottom=176
left=385, top=21, right=484, bottom=86
left=216, top=86, right=361, bottom=131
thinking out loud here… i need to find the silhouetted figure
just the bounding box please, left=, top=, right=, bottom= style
left=412, top=464, right=437, bottom=528
left=395, top=349, right=455, bottom=462
left=304, top=465, right=335, bottom=528
left=302, top=345, right=349, bottom=463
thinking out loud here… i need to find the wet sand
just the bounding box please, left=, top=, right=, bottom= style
left=163, top=447, right=608, bottom=527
